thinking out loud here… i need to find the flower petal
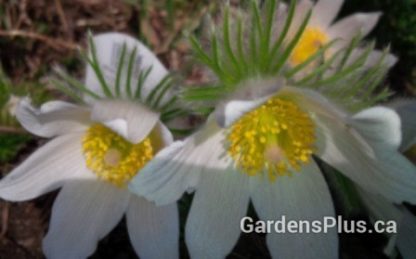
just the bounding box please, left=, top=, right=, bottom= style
left=365, top=50, right=398, bottom=69
left=397, top=209, right=416, bottom=259
left=215, top=78, right=284, bottom=127
left=311, top=0, right=343, bottom=28
left=350, top=106, right=401, bottom=149
left=151, top=122, right=174, bottom=150
left=356, top=188, right=403, bottom=257
left=389, top=99, right=416, bottom=151
left=290, top=0, right=314, bottom=37
left=358, top=188, right=402, bottom=222
left=129, top=119, right=228, bottom=205
left=282, top=87, right=416, bottom=203
left=215, top=98, right=268, bottom=128
left=91, top=100, right=160, bottom=143
left=317, top=113, right=416, bottom=204
left=185, top=169, right=250, bottom=259
left=250, top=161, right=338, bottom=259
left=85, top=32, right=170, bottom=103
left=102, top=118, right=129, bottom=140
left=16, top=98, right=90, bottom=138
left=0, top=133, right=91, bottom=202
left=43, top=181, right=129, bottom=259
left=347, top=48, right=398, bottom=70
left=328, top=12, right=381, bottom=45
left=126, top=195, right=179, bottom=259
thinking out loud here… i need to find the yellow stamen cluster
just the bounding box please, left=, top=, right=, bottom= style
left=290, top=26, right=329, bottom=66
left=227, top=97, right=316, bottom=181
left=82, top=124, right=154, bottom=188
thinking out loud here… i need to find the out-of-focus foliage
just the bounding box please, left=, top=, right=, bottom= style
left=0, top=68, right=41, bottom=164
left=0, top=134, right=31, bottom=163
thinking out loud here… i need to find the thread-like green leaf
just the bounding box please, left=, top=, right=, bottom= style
left=115, top=42, right=127, bottom=97
left=151, top=76, right=174, bottom=108
left=55, top=69, right=101, bottom=99
left=135, top=66, right=153, bottom=99
left=285, top=39, right=338, bottom=78
left=223, top=7, right=241, bottom=77
left=51, top=78, right=85, bottom=103
left=182, top=85, right=226, bottom=101
left=126, top=46, right=138, bottom=98
left=272, top=9, right=312, bottom=74
left=146, top=75, right=172, bottom=105
left=86, top=33, right=113, bottom=98
left=266, top=0, right=297, bottom=70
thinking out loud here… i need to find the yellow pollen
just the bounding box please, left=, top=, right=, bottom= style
left=82, top=124, right=154, bottom=188
left=290, top=26, right=329, bottom=66
left=227, top=97, right=316, bottom=181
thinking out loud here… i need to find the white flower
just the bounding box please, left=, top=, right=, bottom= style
left=0, top=33, right=179, bottom=259
left=130, top=80, right=416, bottom=258
left=285, top=0, right=397, bottom=68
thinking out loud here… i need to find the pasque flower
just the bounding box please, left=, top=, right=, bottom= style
left=129, top=2, right=416, bottom=258
left=0, top=33, right=179, bottom=259
left=284, top=0, right=396, bottom=67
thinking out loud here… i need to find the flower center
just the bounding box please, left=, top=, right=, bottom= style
left=82, top=123, right=154, bottom=187
left=227, top=97, right=316, bottom=181
left=290, top=26, right=329, bottom=66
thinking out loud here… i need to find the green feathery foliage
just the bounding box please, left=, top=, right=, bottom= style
left=52, top=33, right=187, bottom=123
left=184, top=0, right=393, bottom=112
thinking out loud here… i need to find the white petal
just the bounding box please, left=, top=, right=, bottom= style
left=158, top=122, right=174, bottom=145
left=0, top=133, right=92, bottom=201
left=280, top=88, right=416, bottom=201
left=215, top=78, right=284, bottom=127
left=16, top=98, right=90, bottom=138
left=358, top=188, right=402, bottom=222
left=366, top=50, right=398, bottom=69
left=185, top=169, right=250, bottom=259
left=289, top=0, right=314, bottom=37
left=91, top=100, right=160, bottom=143
left=152, top=122, right=174, bottom=149
left=317, top=114, right=416, bottom=204
left=215, top=97, right=269, bottom=128
left=102, top=118, right=129, bottom=139
left=357, top=189, right=404, bottom=257
left=328, top=12, right=381, bottom=45
left=350, top=106, right=401, bottom=149
left=279, top=86, right=347, bottom=120
left=311, top=0, right=343, bottom=28
left=129, top=119, right=228, bottom=205
left=250, top=161, right=338, bottom=259
left=84, top=32, right=170, bottom=103
left=389, top=99, right=416, bottom=151
left=43, top=181, right=129, bottom=259
left=129, top=141, right=192, bottom=206
left=347, top=48, right=398, bottom=70
left=397, top=209, right=416, bottom=259
left=126, top=195, right=179, bottom=259
left=272, top=2, right=289, bottom=40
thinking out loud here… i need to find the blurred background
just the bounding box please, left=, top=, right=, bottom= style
left=0, top=0, right=415, bottom=258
